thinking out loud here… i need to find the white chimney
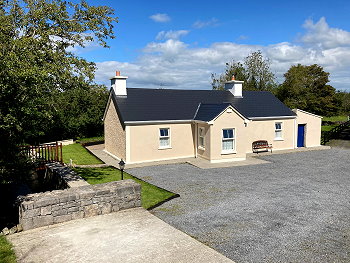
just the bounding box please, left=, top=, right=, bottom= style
left=224, top=76, right=243, bottom=98
left=110, top=71, right=128, bottom=96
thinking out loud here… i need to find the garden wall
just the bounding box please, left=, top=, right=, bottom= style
left=45, top=162, right=89, bottom=189
left=18, top=179, right=141, bottom=231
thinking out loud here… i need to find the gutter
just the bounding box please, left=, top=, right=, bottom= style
left=249, top=116, right=296, bottom=120
left=124, top=120, right=194, bottom=125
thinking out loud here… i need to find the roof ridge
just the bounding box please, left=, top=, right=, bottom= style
left=125, top=87, right=228, bottom=92
left=200, top=102, right=232, bottom=105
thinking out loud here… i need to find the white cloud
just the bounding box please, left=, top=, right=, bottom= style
left=95, top=18, right=350, bottom=92
left=149, top=13, right=171, bottom=23
left=156, top=30, right=189, bottom=40
left=301, top=17, right=350, bottom=49
left=192, top=18, right=219, bottom=29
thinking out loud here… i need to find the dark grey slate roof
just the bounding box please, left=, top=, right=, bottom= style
left=112, top=88, right=296, bottom=122
left=194, top=103, right=232, bottom=122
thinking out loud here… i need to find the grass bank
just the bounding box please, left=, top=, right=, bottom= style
left=62, top=143, right=103, bottom=165
left=322, top=115, right=348, bottom=132
left=321, top=125, right=336, bottom=132
left=322, top=115, right=348, bottom=122
left=0, top=236, right=16, bottom=263
left=74, top=167, right=178, bottom=210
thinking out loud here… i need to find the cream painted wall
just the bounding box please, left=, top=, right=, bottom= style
left=245, top=119, right=295, bottom=152
left=104, top=100, right=126, bottom=159
left=294, top=110, right=322, bottom=147
left=128, top=123, right=195, bottom=163
left=210, top=109, right=247, bottom=161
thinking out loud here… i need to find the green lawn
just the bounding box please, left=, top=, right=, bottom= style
left=322, top=125, right=336, bottom=132
left=62, top=143, right=103, bottom=165
left=74, top=167, right=177, bottom=210
left=0, top=236, right=16, bottom=263
left=322, top=115, right=348, bottom=122
left=76, top=136, right=104, bottom=144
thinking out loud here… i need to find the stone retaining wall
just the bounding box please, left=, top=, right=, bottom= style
left=18, top=179, right=141, bottom=231
left=45, top=162, right=90, bottom=188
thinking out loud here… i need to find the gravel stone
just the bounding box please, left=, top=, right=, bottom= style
left=128, top=149, right=350, bottom=263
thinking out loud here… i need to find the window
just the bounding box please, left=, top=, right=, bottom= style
left=222, top=128, right=235, bottom=152
left=198, top=127, right=205, bottom=148
left=275, top=122, right=283, bottom=139
left=159, top=128, right=170, bottom=148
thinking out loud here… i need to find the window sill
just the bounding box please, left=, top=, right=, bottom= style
left=198, top=146, right=205, bottom=151
left=158, top=146, right=172, bottom=150
left=274, top=138, right=284, bottom=141
left=221, top=150, right=236, bottom=155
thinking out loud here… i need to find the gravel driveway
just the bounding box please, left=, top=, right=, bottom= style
left=128, top=149, right=350, bottom=263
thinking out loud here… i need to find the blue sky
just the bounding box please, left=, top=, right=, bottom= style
left=79, top=0, right=350, bottom=91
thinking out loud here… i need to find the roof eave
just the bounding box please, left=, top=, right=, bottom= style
left=124, top=119, right=194, bottom=125
left=209, top=105, right=248, bottom=123
left=292, top=109, right=323, bottom=118
left=249, top=116, right=296, bottom=120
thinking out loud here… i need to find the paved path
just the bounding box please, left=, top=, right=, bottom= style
left=87, top=144, right=329, bottom=169
left=128, top=148, right=350, bottom=263
left=8, top=208, right=234, bottom=263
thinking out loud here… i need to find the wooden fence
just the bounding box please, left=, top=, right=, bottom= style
left=321, top=120, right=350, bottom=144
left=19, top=142, right=63, bottom=167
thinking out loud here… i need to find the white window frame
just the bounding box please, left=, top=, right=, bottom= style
left=274, top=122, right=283, bottom=140
left=198, top=127, right=205, bottom=149
left=159, top=128, right=171, bottom=149
left=222, top=128, right=236, bottom=154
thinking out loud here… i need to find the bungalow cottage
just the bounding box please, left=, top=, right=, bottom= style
left=103, top=71, right=322, bottom=164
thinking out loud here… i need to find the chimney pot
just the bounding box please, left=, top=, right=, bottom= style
left=231, top=75, right=235, bottom=81
left=116, top=71, right=120, bottom=76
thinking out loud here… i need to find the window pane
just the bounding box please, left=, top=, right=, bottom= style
left=275, top=123, right=282, bottom=130
left=228, top=129, right=234, bottom=138
left=160, top=129, right=168, bottom=137
left=222, top=139, right=233, bottom=150
left=160, top=137, right=169, bottom=147
left=275, top=130, right=282, bottom=138
left=199, top=137, right=204, bottom=147
left=223, top=129, right=228, bottom=138
left=223, top=129, right=234, bottom=139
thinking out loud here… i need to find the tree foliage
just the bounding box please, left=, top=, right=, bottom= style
left=335, top=91, right=350, bottom=115
left=0, top=0, right=117, bottom=182
left=276, top=64, right=340, bottom=116
left=47, top=85, right=109, bottom=142
left=212, top=50, right=276, bottom=91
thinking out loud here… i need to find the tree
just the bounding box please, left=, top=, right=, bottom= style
left=335, top=91, right=350, bottom=115
left=276, top=64, right=340, bottom=116
left=211, top=61, right=247, bottom=90
left=47, top=85, right=109, bottom=141
left=212, top=50, right=276, bottom=91
left=0, top=0, right=117, bottom=182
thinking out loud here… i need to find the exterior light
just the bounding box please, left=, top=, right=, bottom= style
left=118, top=159, right=125, bottom=180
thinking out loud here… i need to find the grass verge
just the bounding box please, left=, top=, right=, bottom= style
left=321, top=125, right=336, bottom=132
left=0, top=236, right=16, bottom=263
left=74, top=166, right=178, bottom=210
left=76, top=136, right=104, bottom=144
left=62, top=143, right=103, bottom=165
left=322, top=115, right=348, bottom=122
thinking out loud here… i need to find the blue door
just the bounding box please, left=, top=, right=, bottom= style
left=297, top=124, right=305, bottom=147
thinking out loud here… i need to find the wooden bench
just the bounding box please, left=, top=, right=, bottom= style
left=252, top=140, right=273, bottom=153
